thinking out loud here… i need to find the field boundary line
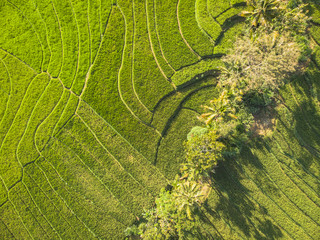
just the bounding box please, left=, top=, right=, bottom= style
left=76, top=113, right=155, bottom=197
left=53, top=92, right=79, bottom=137
left=68, top=115, right=159, bottom=197
left=39, top=153, right=127, bottom=227
left=52, top=135, right=137, bottom=220
left=39, top=153, right=104, bottom=217
left=61, top=127, right=154, bottom=204
left=145, top=0, right=169, bottom=81
left=177, top=0, right=201, bottom=60
left=198, top=207, right=226, bottom=240
left=273, top=136, right=320, bottom=189
left=79, top=5, right=113, bottom=98
left=195, top=0, right=215, bottom=45
left=34, top=133, right=95, bottom=238
left=51, top=1, right=64, bottom=77
left=207, top=184, right=246, bottom=240
left=79, top=101, right=169, bottom=182
left=0, top=218, right=17, bottom=240
left=7, top=196, right=35, bottom=240
left=117, top=4, right=161, bottom=134
left=7, top=0, right=44, bottom=72
left=219, top=164, right=294, bottom=240
left=274, top=152, right=320, bottom=208
left=24, top=170, right=82, bottom=239
left=132, top=0, right=153, bottom=114
left=34, top=87, right=67, bottom=153
left=0, top=48, right=38, bottom=74
left=31, top=0, right=53, bottom=71
left=154, top=84, right=215, bottom=164
left=273, top=137, right=320, bottom=197
left=153, top=0, right=176, bottom=72
left=98, top=0, right=102, bottom=41
left=288, top=84, right=320, bottom=157
left=51, top=91, right=73, bottom=136
left=35, top=124, right=96, bottom=228
left=251, top=149, right=318, bottom=236
left=87, top=0, right=92, bottom=65
left=233, top=154, right=313, bottom=239
left=0, top=174, right=8, bottom=207
left=275, top=107, right=320, bottom=183
left=0, top=74, right=38, bottom=156
left=22, top=175, right=76, bottom=239
left=0, top=59, right=12, bottom=125
left=67, top=0, right=81, bottom=90
left=16, top=77, right=52, bottom=168
left=33, top=161, right=98, bottom=239
left=264, top=150, right=320, bottom=227
left=14, top=187, right=51, bottom=239
left=3, top=180, right=35, bottom=240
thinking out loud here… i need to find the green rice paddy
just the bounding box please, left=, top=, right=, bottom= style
left=0, top=0, right=319, bottom=239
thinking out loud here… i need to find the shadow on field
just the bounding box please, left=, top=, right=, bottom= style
left=200, top=146, right=283, bottom=240
left=197, top=69, right=320, bottom=238
left=287, top=75, right=320, bottom=190
left=277, top=67, right=320, bottom=178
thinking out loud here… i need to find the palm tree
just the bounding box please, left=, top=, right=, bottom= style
left=240, top=0, right=285, bottom=29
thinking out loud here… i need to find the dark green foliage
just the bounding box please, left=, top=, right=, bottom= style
left=240, top=0, right=285, bottom=29
left=183, top=130, right=225, bottom=181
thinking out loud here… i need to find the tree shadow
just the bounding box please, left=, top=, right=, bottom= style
left=200, top=148, right=283, bottom=240
left=280, top=71, right=320, bottom=192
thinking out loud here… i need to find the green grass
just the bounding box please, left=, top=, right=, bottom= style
left=196, top=0, right=223, bottom=43
left=0, top=0, right=319, bottom=239
left=172, top=58, right=222, bottom=87
left=178, top=0, right=214, bottom=57
left=154, top=0, right=199, bottom=70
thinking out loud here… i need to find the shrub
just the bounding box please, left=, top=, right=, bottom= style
left=219, top=31, right=303, bottom=93
left=182, top=130, right=226, bottom=181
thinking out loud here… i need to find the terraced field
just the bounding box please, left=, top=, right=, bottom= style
left=0, top=0, right=319, bottom=239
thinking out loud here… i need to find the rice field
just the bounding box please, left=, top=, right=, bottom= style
left=0, top=0, right=319, bottom=239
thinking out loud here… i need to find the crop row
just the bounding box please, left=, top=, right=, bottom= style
left=154, top=0, right=199, bottom=70
left=40, top=138, right=134, bottom=239
left=0, top=72, right=50, bottom=188
left=0, top=2, right=42, bottom=72
left=82, top=6, right=161, bottom=161
left=178, top=0, right=214, bottom=57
